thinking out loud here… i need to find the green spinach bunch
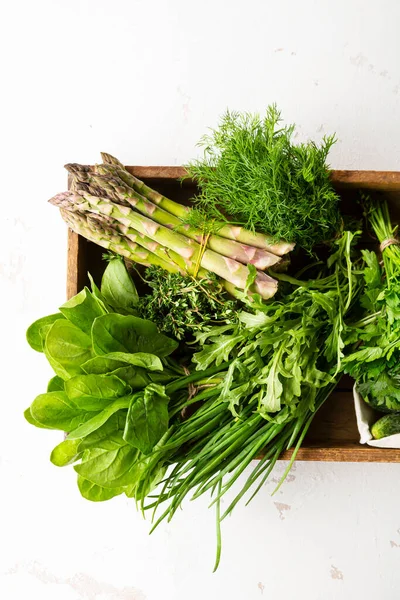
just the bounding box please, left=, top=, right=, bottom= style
left=186, top=105, right=340, bottom=251
left=25, top=257, right=225, bottom=501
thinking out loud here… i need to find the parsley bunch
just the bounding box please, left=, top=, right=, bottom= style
left=343, top=198, right=400, bottom=411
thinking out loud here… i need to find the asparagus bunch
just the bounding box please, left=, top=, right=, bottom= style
left=51, top=153, right=295, bottom=299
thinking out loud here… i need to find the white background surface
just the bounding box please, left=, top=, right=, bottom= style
left=2, top=1, right=400, bottom=598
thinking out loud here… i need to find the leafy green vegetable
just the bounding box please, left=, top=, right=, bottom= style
left=44, top=320, right=93, bottom=379
left=65, top=374, right=130, bottom=401
left=92, top=352, right=163, bottom=372
left=30, top=391, right=95, bottom=431
left=77, top=475, right=125, bottom=501
left=66, top=397, right=130, bottom=440
left=123, top=384, right=169, bottom=454
left=77, top=413, right=126, bottom=450
left=91, top=314, right=178, bottom=357
left=75, top=445, right=142, bottom=488
left=26, top=313, right=65, bottom=352
left=344, top=198, right=400, bottom=413
left=81, top=355, right=129, bottom=374
left=100, top=256, right=139, bottom=315
left=47, top=376, right=65, bottom=392
left=60, top=287, right=107, bottom=335
left=24, top=407, right=51, bottom=429
left=50, top=439, right=83, bottom=466
left=186, top=106, right=340, bottom=251
left=138, top=266, right=238, bottom=340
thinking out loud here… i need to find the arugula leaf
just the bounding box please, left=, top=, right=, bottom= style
left=193, top=334, right=244, bottom=370
left=259, top=360, right=283, bottom=414
left=91, top=314, right=178, bottom=357
left=26, top=313, right=66, bottom=352
left=60, top=287, right=107, bottom=335
left=123, top=384, right=169, bottom=454
left=343, top=346, right=384, bottom=365
left=101, top=257, right=139, bottom=315
left=244, top=264, right=257, bottom=294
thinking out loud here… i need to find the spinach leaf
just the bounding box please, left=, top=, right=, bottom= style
left=92, top=314, right=178, bottom=357
left=123, top=384, right=169, bottom=454
left=88, top=273, right=113, bottom=310
left=78, top=414, right=126, bottom=451
left=60, top=287, right=107, bottom=335
left=77, top=475, right=125, bottom=501
left=82, top=352, right=163, bottom=374
left=50, top=439, right=83, bottom=466
left=65, top=374, right=130, bottom=401
left=67, top=397, right=130, bottom=440
left=47, top=376, right=65, bottom=392
left=24, top=407, right=51, bottom=429
left=82, top=355, right=128, bottom=374
left=26, top=313, right=65, bottom=352
left=45, top=320, right=93, bottom=379
left=75, top=445, right=142, bottom=488
left=30, top=391, right=95, bottom=431
left=100, top=352, right=163, bottom=371
left=101, top=257, right=139, bottom=314
left=108, top=366, right=152, bottom=389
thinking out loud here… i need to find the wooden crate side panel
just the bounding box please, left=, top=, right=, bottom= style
left=125, top=166, right=400, bottom=191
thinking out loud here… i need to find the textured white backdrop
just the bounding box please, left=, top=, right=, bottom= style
left=1, top=1, right=400, bottom=598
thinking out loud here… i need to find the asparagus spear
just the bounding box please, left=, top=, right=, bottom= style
left=66, top=166, right=282, bottom=270
left=60, top=210, right=181, bottom=273
left=99, top=152, right=295, bottom=255
left=86, top=212, right=210, bottom=278
left=50, top=191, right=278, bottom=299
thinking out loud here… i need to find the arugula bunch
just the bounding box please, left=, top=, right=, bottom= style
left=343, top=199, right=400, bottom=412
left=126, top=230, right=364, bottom=544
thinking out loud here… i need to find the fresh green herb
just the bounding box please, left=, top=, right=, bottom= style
left=186, top=105, right=340, bottom=251
left=137, top=266, right=239, bottom=340
left=343, top=198, right=400, bottom=413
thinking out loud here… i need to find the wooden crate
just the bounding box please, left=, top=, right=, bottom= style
left=67, top=167, right=400, bottom=463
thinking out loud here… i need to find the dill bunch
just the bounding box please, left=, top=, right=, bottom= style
left=137, top=266, right=239, bottom=341
left=186, top=105, right=341, bottom=252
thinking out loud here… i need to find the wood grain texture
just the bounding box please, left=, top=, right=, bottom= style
left=279, top=444, right=400, bottom=462
left=66, top=166, right=400, bottom=462
left=125, top=166, right=400, bottom=191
